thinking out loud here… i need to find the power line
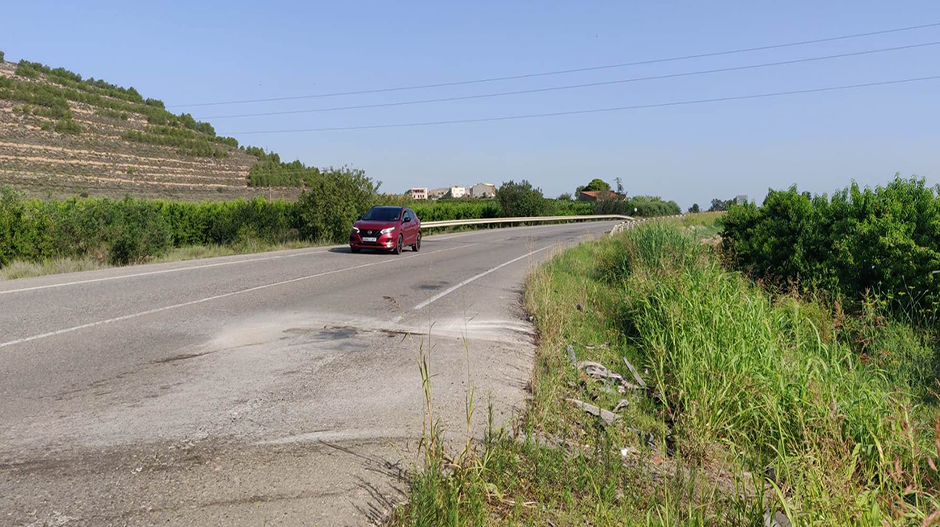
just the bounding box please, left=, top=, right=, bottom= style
left=220, top=75, right=940, bottom=135
left=172, top=21, right=940, bottom=108
left=199, top=41, right=940, bottom=119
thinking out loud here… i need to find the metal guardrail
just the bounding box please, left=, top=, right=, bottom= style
left=421, top=214, right=634, bottom=228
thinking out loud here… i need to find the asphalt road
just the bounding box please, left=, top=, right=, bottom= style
left=0, top=221, right=618, bottom=526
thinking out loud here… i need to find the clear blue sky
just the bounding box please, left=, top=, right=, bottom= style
left=3, top=1, right=939, bottom=208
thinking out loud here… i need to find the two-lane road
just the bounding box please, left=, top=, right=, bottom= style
left=0, top=221, right=618, bottom=526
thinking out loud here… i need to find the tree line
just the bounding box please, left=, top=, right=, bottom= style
left=1, top=174, right=685, bottom=268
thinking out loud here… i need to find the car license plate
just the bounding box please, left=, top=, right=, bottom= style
left=362, top=237, right=377, bottom=242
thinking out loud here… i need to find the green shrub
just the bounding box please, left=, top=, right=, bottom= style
left=0, top=188, right=301, bottom=267
left=721, top=176, right=940, bottom=321
left=496, top=180, right=547, bottom=217
left=296, top=168, right=378, bottom=242
left=14, top=61, right=41, bottom=79
left=0, top=50, right=5, bottom=62
left=123, top=127, right=228, bottom=158
left=547, top=198, right=593, bottom=216
left=592, top=195, right=680, bottom=217
left=248, top=158, right=315, bottom=187
left=411, top=199, right=501, bottom=221
left=55, top=116, right=83, bottom=134
left=108, top=199, right=172, bottom=265
left=0, top=187, right=52, bottom=266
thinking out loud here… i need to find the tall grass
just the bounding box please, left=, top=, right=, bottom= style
left=603, top=223, right=939, bottom=524
left=393, top=221, right=940, bottom=525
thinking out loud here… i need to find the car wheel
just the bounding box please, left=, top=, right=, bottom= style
left=412, top=231, right=421, bottom=252
left=350, top=246, right=361, bottom=253
left=395, top=234, right=403, bottom=255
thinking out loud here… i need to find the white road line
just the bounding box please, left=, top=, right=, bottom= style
left=0, top=244, right=474, bottom=349
left=0, top=247, right=339, bottom=296
left=413, top=244, right=557, bottom=310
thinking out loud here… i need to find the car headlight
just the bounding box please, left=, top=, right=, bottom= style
left=380, top=227, right=395, bottom=234
left=352, top=226, right=360, bottom=233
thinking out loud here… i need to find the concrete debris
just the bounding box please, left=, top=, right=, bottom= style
left=577, top=360, right=624, bottom=384
left=620, top=446, right=639, bottom=457
left=764, top=510, right=791, bottom=527
left=566, top=345, right=577, bottom=365
left=613, top=399, right=630, bottom=413
left=566, top=398, right=620, bottom=426
left=622, top=357, right=647, bottom=389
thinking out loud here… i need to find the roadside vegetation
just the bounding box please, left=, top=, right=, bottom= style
left=392, top=178, right=940, bottom=526
left=0, top=171, right=680, bottom=276
left=722, top=176, right=939, bottom=323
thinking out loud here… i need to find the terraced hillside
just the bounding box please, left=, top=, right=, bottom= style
left=0, top=58, right=299, bottom=201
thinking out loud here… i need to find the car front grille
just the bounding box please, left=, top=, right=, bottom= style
left=358, top=229, right=387, bottom=244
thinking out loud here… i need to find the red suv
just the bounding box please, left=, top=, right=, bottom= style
left=350, top=206, right=422, bottom=254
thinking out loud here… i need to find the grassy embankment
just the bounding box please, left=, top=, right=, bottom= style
left=391, top=218, right=940, bottom=525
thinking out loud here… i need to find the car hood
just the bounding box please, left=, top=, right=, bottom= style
left=354, top=220, right=398, bottom=230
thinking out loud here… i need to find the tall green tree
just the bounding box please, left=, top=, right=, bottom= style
left=582, top=178, right=611, bottom=192
left=297, top=168, right=378, bottom=242
left=496, top=180, right=547, bottom=217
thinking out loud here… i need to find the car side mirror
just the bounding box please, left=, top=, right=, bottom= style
left=403, top=217, right=411, bottom=223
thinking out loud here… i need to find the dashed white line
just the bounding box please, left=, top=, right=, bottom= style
left=0, top=244, right=474, bottom=349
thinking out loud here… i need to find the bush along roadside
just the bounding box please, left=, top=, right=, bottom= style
left=1, top=174, right=683, bottom=274
left=721, top=175, right=940, bottom=324
left=391, top=222, right=940, bottom=526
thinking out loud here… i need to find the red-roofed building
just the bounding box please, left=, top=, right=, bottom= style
left=577, top=190, right=623, bottom=202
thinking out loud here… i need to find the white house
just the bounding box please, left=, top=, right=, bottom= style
left=408, top=187, right=428, bottom=200
left=446, top=186, right=467, bottom=199
left=469, top=182, right=496, bottom=198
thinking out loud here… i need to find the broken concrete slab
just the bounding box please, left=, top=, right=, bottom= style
left=566, top=398, right=620, bottom=426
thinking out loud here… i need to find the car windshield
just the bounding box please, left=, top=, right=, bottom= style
left=361, top=207, right=402, bottom=221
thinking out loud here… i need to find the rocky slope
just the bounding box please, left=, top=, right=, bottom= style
left=0, top=59, right=298, bottom=201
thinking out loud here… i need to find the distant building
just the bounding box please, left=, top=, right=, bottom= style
left=428, top=188, right=449, bottom=200
left=408, top=187, right=428, bottom=200
left=446, top=186, right=467, bottom=199
left=469, top=182, right=496, bottom=198
left=577, top=190, right=623, bottom=202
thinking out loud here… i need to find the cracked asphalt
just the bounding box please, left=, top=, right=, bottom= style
left=0, top=221, right=618, bottom=526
